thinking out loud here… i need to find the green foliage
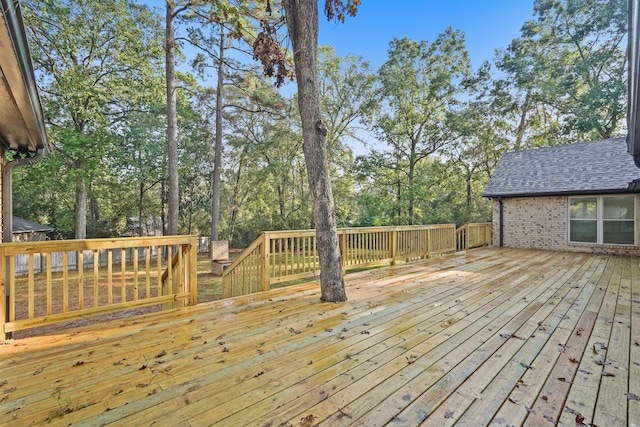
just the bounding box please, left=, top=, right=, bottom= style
left=14, top=1, right=624, bottom=246
left=496, top=0, right=627, bottom=144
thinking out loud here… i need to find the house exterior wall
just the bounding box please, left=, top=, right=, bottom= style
left=0, top=153, right=3, bottom=242
left=491, top=195, right=640, bottom=255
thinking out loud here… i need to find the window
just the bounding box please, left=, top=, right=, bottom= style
left=569, top=195, right=636, bottom=245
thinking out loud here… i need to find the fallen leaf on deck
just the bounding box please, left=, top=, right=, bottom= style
left=576, top=328, right=584, bottom=336
left=519, top=362, right=533, bottom=370
left=72, top=361, right=85, bottom=367
left=155, top=350, right=166, bottom=358
left=576, top=413, right=585, bottom=424
left=301, top=414, right=316, bottom=424
left=601, top=372, right=615, bottom=377
left=444, top=411, right=454, bottom=419
left=626, top=393, right=640, bottom=401
left=569, top=357, right=580, bottom=363
left=139, top=365, right=147, bottom=370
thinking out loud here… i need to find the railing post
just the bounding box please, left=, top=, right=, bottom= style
left=390, top=227, right=397, bottom=266
left=339, top=229, right=347, bottom=274
left=189, top=236, right=198, bottom=306
left=261, top=232, right=270, bottom=292
left=0, top=244, right=5, bottom=339
left=426, top=227, right=432, bottom=258
left=465, top=224, right=470, bottom=250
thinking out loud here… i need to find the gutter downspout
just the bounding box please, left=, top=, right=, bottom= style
left=498, top=196, right=504, bottom=247
left=3, top=148, right=44, bottom=338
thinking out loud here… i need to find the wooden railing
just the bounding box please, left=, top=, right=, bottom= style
left=456, top=223, right=492, bottom=251
left=0, top=235, right=198, bottom=337
left=222, top=224, right=456, bottom=298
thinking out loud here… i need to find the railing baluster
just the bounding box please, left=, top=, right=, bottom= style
left=28, top=253, right=34, bottom=319
left=78, top=251, right=84, bottom=310
left=63, top=251, right=69, bottom=313
left=93, top=250, right=99, bottom=308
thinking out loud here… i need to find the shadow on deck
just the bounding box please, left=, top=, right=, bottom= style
left=0, top=247, right=638, bottom=426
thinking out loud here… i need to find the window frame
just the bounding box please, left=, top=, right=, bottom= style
left=568, top=195, right=637, bottom=246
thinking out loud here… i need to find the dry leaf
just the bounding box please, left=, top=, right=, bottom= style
left=569, top=357, right=580, bottom=363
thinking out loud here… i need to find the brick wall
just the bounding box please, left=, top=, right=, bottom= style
left=0, top=155, right=3, bottom=243
left=491, top=195, right=640, bottom=256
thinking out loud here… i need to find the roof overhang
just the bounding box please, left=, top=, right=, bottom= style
left=483, top=187, right=640, bottom=199
left=0, top=0, right=49, bottom=154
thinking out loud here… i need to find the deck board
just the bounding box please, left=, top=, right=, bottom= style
left=1, top=248, right=639, bottom=426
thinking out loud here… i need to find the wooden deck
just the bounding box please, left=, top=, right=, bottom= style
left=1, top=247, right=639, bottom=426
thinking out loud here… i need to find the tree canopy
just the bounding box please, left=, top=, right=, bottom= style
left=13, top=0, right=627, bottom=252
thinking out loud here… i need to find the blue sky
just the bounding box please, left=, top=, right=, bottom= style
left=318, top=1, right=535, bottom=70
left=145, top=1, right=536, bottom=72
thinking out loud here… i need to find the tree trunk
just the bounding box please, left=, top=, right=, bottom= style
left=165, top=2, right=179, bottom=236
left=74, top=157, right=86, bottom=239
left=211, top=27, right=225, bottom=242
left=283, top=0, right=346, bottom=302
left=138, top=180, right=144, bottom=237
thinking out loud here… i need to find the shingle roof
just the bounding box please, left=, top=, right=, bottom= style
left=483, top=138, right=640, bottom=198
left=12, top=216, right=52, bottom=234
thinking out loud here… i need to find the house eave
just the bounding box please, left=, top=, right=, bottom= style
left=0, top=0, right=50, bottom=154
left=483, top=188, right=640, bottom=199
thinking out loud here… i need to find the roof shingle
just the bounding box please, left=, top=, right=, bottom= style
left=483, top=138, right=640, bottom=198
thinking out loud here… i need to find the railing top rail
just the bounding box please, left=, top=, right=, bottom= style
left=0, top=235, right=197, bottom=255
left=265, top=224, right=455, bottom=237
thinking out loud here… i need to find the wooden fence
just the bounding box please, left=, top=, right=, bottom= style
left=0, top=235, right=198, bottom=336
left=455, top=223, right=492, bottom=251
left=222, top=224, right=456, bottom=298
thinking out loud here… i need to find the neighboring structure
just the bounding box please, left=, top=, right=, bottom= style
left=0, top=0, right=50, bottom=243
left=12, top=216, right=51, bottom=242
left=483, top=138, right=640, bottom=255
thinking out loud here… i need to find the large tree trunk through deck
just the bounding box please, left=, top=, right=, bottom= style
left=283, top=0, right=347, bottom=302
left=165, top=2, right=179, bottom=236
